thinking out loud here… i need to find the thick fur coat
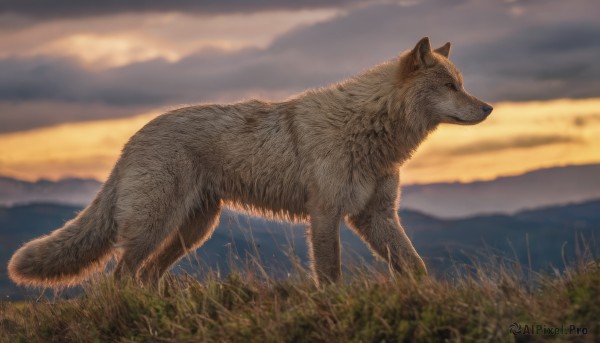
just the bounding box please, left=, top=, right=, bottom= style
left=8, top=37, right=492, bottom=287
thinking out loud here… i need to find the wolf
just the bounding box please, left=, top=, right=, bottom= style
left=8, top=37, right=492, bottom=287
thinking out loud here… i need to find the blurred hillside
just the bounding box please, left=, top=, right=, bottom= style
left=3, top=164, right=600, bottom=218
left=2, top=199, right=599, bottom=299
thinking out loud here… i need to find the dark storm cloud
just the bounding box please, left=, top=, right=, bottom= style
left=456, top=22, right=600, bottom=101
left=0, top=0, right=599, bottom=132
left=0, top=46, right=347, bottom=107
left=0, top=0, right=360, bottom=20
left=445, top=135, right=581, bottom=156
left=0, top=101, right=151, bottom=133
left=0, top=2, right=499, bottom=107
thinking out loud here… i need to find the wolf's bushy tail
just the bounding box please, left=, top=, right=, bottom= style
left=8, top=174, right=119, bottom=287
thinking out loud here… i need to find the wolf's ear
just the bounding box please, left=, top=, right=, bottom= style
left=412, top=37, right=436, bottom=68
left=434, top=42, right=451, bottom=58
left=399, top=37, right=437, bottom=77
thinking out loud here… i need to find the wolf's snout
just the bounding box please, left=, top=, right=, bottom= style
left=482, top=105, right=493, bottom=116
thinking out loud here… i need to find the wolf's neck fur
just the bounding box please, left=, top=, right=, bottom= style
left=303, top=57, right=437, bottom=176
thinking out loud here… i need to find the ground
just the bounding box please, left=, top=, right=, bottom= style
left=1, top=260, right=599, bottom=342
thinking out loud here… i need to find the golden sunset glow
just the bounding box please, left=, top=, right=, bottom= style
left=40, top=34, right=181, bottom=68
left=1, top=10, right=340, bottom=69
left=1, top=98, right=599, bottom=184
left=0, top=111, right=158, bottom=181
left=403, top=98, right=600, bottom=183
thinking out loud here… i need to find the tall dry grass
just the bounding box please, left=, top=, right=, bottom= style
left=1, top=254, right=598, bottom=342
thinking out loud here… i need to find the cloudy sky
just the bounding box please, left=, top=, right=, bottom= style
left=0, top=0, right=599, bottom=183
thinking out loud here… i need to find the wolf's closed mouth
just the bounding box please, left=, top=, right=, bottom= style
left=449, top=116, right=470, bottom=123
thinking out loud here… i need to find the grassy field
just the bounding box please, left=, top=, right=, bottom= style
left=1, top=260, right=599, bottom=342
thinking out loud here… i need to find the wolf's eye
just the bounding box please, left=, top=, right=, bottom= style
left=445, top=83, right=458, bottom=91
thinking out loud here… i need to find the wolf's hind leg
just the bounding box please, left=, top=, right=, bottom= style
left=113, top=214, right=181, bottom=284
left=138, top=200, right=222, bottom=285
left=113, top=186, right=192, bottom=282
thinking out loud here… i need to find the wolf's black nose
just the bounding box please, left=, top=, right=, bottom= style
left=482, top=105, right=493, bottom=116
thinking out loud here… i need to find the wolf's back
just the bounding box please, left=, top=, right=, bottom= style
left=7, top=174, right=118, bottom=287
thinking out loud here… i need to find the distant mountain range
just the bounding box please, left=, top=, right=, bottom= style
left=2, top=164, right=600, bottom=218
left=0, top=176, right=101, bottom=207
left=402, top=164, right=600, bottom=217
left=2, top=199, right=599, bottom=299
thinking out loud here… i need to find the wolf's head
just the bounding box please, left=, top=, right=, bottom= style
left=398, top=37, right=493, bottom=125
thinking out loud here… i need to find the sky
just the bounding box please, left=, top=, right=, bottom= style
left=0, top=0, right=599, bottom=183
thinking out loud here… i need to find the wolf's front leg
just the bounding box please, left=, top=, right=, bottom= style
left=348, top=213, right=427, bottom=276
left=347, top=172, right=427, bottom=277
left=307, top=201, right=342, bottom=286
